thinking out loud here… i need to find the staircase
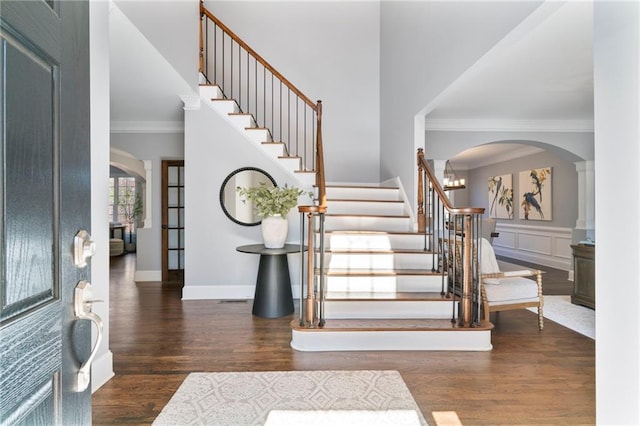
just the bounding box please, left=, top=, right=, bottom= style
left=198, top=84, right=316, bottom=187
left=199, top=4, right=491, bottom=351
left=290, top=184, right=493, bottom=351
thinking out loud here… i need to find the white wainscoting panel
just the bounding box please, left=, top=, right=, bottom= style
left=493, top=223, right=572, bottom=271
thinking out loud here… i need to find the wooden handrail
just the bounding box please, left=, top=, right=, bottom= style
left=417, top=148, right=483, bottom=216
left=200, top=4, right=317, bottom=112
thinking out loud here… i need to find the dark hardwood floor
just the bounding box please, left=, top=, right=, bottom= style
left=92, top=253, right=594, bottom=425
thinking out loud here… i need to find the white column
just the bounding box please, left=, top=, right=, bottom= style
left=574, top=160, right=595, bottom=231
left=594, top=1, right=640, bottom=423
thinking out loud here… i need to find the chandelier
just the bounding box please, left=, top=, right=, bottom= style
left=443, top=160, right=466, bottom=191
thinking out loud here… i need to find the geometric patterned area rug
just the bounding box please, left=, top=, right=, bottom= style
left=152, top=370, right=428, bottom=426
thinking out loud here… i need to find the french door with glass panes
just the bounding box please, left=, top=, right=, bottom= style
left=162, top=161, right=184, bottom=283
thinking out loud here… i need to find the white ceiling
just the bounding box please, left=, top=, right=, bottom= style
left=428, top=1, right=593, bottom=169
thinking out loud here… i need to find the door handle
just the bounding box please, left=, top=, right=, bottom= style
left=74, top=280, right=103, bottom=392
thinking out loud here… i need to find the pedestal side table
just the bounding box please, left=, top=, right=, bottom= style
left=236, top=243, right=305, bottom=318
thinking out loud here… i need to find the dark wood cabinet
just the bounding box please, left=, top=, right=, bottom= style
left=571, top=244, right=595, bottom=309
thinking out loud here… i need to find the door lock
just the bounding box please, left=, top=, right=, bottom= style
left=73, top=230, right=95, bottom=268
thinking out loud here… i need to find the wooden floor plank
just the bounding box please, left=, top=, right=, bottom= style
left=92, top=254, right=594, bottom=425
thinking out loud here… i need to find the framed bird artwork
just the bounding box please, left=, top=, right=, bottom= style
left=488, top=174, right=513, bottom=219
left=519, top=167, right=552, bottom=220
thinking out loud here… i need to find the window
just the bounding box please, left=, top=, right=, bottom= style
left=109, top=176, right=139, bottom=236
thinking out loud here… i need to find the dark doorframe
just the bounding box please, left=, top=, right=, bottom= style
left=161, top=160, right=185, bottom=284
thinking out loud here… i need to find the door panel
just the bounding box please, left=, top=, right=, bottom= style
left=0, top=1, right=91, bottom=424
left=162, top=161, right=185, bottom=283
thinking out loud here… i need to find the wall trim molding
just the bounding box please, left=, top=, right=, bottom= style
left=134, top=270, right=162, bottom=282
left=110, top=120, right=184, bottom=134
left=91, top=350, right=114, bottom=394
left=425, top=118, right=594, bottom=133
left=182, top=284, right=302, bottom=300
left=493, top=223, right=573, bottom=271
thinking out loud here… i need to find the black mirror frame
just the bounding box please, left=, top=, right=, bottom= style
left=219, top=167, right=277, bottom=226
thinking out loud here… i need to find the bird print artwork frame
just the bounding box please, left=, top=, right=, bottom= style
left=519, top=167, right=552, bottom=221
left=488, top=174, right=514, bottom=219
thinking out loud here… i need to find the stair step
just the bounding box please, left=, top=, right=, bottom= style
left=323, top=268, right=440, bottom=276
left=319, top=230, right=429, bottom=251
left=208, top=98, right=239, bottom=114
left=325, top=185, right=402, bottom=201
left=199, top=84, right=223, bottom=100
left=322, top=250, right=437, bottom=270
left=227, top=112, right=257, bottom=129
left=324, top=214, right=413, bottom=232
left=325, top=291, right=449, bottom=301
left=290, top=319, right=494, bottom=351
left=244, top=127, right=272, bottom=143
left=326, top=199, right=406, bottom=215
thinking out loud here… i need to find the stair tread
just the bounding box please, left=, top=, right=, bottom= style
left=321, top=268, right=442, bottom=276
left=325, top=213, right=410, bottom=218
left=321, top=248, right=434, bottom=254
left=291, top=318, right=493, bottom=332
left=325, top=185, right=399, bottom=190
left=328, top=199, right=404, bottom=204
left=325, top=291, right=452, bottom=301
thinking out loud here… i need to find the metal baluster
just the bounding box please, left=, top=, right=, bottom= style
left=299, top=211, right=305, bottom=326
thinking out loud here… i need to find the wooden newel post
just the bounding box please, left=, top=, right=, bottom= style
left=199, top=1, right=205, bottom=75
left=305, top=211, right=316, bottom=326
left=417, top=149, right=426, bottom=233
left=461, top=214, right=473, bottom=327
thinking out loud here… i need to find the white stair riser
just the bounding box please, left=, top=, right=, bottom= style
left=227, top=114, right=255, bottom=130
left=325, top=300, right=455, bottom=319
left=277, top=157, right=302, bottom=173
left=245, top=128, right=271, bottom=143
left=291, top=329, right=493, bottom=352
left=325, top=275, right=443, bottom=293
left=208, top=99, right=239, bottom=114
left=326, top=200, right=406, bottom=216
left=324, top=216, right=412, bottom=232
left=325, top=253, right=436, bottom=270
left=260, top=143, right=285, bottom=158
left=320, top=232, right=428, bottom=250
left=325, top=187, right=402, bottom=201
left=295, top=172, right=316, bottom=187
left=200, top=85, right=223, bottom=100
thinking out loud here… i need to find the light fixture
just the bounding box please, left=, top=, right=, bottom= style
left=443, top=160, right=466, bottom=191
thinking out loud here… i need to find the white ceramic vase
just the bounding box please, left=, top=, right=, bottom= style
left=261, top=214, right=288, bottom=248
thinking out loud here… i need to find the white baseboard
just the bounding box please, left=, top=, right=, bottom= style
left=91, top=350, right=114, bottom=394
left=134, top=270, right=161, bottom=281
left=182, top=284, right=302, bottom=300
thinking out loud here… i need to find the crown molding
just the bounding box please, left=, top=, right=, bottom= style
left=425, top=118, right=594, bottom=133
left=110, top=121, right=184, bottom=134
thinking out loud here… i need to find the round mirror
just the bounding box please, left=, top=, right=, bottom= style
left=220, top=167, right=277, bottom=226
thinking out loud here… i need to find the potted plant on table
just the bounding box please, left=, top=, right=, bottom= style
left=119, top=190, right=143, bottom=252
left=236, top=182, right=311, bottom=248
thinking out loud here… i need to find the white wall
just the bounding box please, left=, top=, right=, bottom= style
left=594, top=1, right=640, bottom=423
left=206, top=1, right=381, bottom=183
left=113, top=0, right=199, bottom=92
left=183, top=101, right=309, bottom=299
left=379, top=1, right=542, bottom=207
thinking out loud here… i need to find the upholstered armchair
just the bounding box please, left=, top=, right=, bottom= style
left=479, top=238, right=544, bottom=330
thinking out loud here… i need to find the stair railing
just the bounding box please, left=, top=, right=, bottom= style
left=417, top=148, right=485, bottom=327
left=199, top=3, right=320, bottom=172
left=199, top=3, right=327, bottom=328
left=298, top=103, right=327, bottom=328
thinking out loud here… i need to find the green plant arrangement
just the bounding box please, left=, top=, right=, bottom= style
left=119, top=190, right=143, bottom=243
left=236, top=182, right=311, bottom=217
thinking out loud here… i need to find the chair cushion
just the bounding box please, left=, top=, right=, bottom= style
left=480, top=237, right=500, bottom=274
left=483, top=276, right=539, bottom=303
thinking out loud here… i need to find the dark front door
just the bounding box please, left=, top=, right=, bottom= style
left=162, top=160, right=185, bottom=283
left=0, top=1, right=92, bottom=424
